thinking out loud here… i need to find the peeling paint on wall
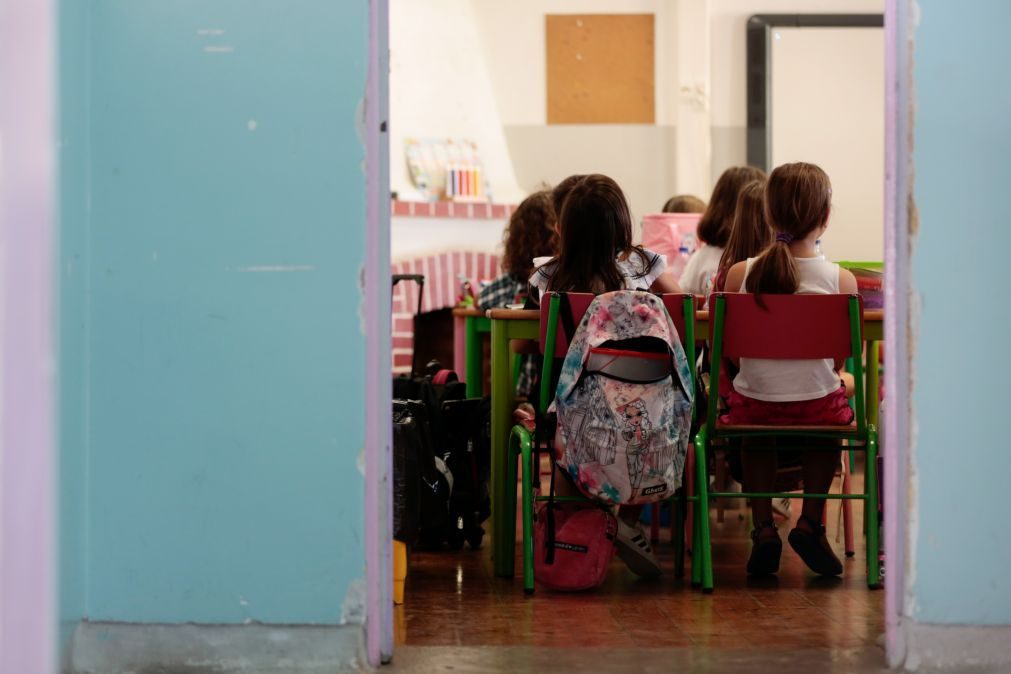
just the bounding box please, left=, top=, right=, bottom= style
left=340, top=578, right=366, bottom=625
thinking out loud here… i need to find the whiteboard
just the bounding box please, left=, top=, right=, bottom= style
left=770, top=26, right=884, bottom=262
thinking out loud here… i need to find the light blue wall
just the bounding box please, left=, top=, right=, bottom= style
left=60, top=1, right=368, bottom=624
left=912, top=0, right=1011, bottom=624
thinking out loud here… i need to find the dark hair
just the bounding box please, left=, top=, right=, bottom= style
left=501, top=191, right=558, bottom=281
left=697, top=166, right=767, bottom=247
left=551, top=174, right=585, bottom=216
left=546, top=174, right=656, bottom=294
left=662, top=194, right=706, bottom=214
left=745, top=162, right=832, bottom=296
left=716, top=180, right=771, bottom=288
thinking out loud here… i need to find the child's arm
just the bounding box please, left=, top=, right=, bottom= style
left=650, top=272, right=682, bottom=294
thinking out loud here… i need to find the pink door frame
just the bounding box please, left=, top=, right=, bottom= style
left=364, top=0, right=394, bottom=666
left=0, top=0, right=57, bottom=671
left=883, top=0, right=913, bottom=664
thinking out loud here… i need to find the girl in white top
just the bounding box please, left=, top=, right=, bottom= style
left=679, top=165, right=766, bottom=295
left=723, top=162, right=858, bottom=579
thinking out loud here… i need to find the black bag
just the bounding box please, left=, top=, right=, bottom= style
left=439, top=397, right=492, bottom=549
left=393, top=361, right=466, bottom=456
left=393, top=400, right=452, bottom=538
left=392, top=413, right=422, bottom=544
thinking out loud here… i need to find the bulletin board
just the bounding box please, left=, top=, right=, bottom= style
left=546, top=14, right=655, bottom=124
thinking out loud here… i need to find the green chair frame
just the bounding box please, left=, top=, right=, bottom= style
left=691, top=293, right=880, bottom=593
left=509, top=292, right=697, bottom=594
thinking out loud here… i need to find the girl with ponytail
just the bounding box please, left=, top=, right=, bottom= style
left=722, top=162, right=859, bottom=580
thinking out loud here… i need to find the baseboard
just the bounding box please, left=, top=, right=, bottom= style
left=65, top=621, right=368, bottom=674
left=905, top=621, right=1011, bottom=670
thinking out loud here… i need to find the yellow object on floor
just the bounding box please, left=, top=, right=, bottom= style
left=393, top=540, right=407, bottom=605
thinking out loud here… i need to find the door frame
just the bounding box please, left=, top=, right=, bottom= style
left=365, top=0, right=916, bottom=666
left=0, top=0, right=57, bottom=671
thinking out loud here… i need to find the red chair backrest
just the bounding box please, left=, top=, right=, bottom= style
left=539, top=292, right=594, bottom=357
left=661, top=293, right=700, bottom=348
left=540, top=292, right=697, bottom=356
left=711, top=293, right=862, bottom=361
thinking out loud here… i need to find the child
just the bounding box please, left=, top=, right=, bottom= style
left=479, top=190, right=558, bottom=397
left=713, top=179, right=771, bottom=292
left=723, top=162, right=858, bottom=578
left=680, top=166, right=766, bottom=296
left=530, top=174, right=679, bottom=578
left=531, top=174, right=680, bottom=296
left=662, top=194, right=706, bottom=214
left=479, top=190, right=558, bottom=311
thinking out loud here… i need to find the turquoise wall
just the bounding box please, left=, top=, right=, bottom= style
left=60, top=1, right=368, bottom=624
left=912, top=0, right=1011, bottom=623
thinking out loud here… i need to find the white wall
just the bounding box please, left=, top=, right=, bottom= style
left=389, top=0, right=525, bottom=203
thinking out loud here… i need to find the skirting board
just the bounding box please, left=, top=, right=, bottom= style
left=64, top=621, right=367, bottom=674
left=905, top=621, right=1011, bottom=671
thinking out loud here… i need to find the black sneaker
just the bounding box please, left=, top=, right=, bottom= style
left=788, top=516, right=843, bottom=576
left=747, top=521, right=782, bottom=576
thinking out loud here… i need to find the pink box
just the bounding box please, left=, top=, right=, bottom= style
left=641, top=213, right=702, bottom=279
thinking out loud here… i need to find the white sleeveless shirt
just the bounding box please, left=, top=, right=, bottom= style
left=731, top=256, right=843, bottom=402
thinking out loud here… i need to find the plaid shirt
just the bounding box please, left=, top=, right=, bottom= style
left=478, top=274, right=537, bottom=397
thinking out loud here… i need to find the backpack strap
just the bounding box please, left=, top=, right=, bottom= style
left=557, top=293, right=578, bottom=348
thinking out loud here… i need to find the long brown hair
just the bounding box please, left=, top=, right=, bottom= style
left=501, top=191, right=558, bottom=282
left=716, top=180, right=772, bottom=288
left=745, top=162, right=832, bottom=295
left=551, top=174, right=585, bottom=216
left=697, top=165, right=766, bottom=247
left=546, top=174, right=657, bottom=294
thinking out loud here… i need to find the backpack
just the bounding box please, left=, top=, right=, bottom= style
left=554, top=291, right=694, bottom=505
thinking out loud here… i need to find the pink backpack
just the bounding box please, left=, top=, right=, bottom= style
left=533, top=500, right=617, bottom=591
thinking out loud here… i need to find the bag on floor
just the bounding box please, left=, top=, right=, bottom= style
left=393, top=400, right=453, bottom=538
left=392, top=411, right=423, bottom=544
left=393, top=361, right=466, bottom=453
left=439, top=396, right=491, bottom=549
left=534, top=503, right=617, bottom=591
left=554, top=291, right=694, bottom=505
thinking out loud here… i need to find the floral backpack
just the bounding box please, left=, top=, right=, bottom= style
left=554, top=291, right=694, bottom=505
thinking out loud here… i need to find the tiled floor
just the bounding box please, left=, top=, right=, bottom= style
left=392, top=473, right=889, bottom=672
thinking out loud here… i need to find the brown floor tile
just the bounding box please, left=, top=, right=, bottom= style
left=396, top=471, right=884, bottom=664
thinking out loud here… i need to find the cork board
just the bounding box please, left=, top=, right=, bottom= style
left=546, top=14, right=655, bottom=124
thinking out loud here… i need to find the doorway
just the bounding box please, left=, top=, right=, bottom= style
left=366, top=0, right=913, bottom=667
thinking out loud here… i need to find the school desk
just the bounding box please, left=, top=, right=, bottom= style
left=452, top=307, right=490, bottom=398
left=486, top=307, right=884, bottom=577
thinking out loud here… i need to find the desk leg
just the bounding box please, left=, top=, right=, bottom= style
left=866, top=341, right=880, bottom=429
left=465, top=317, right=483, bottom=398
left=490, top=322, right=516, bottom=577
left=453, top=315, right=467, bottom=379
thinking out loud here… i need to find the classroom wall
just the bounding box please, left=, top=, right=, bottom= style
left=389, top=0, right=525, bottom=204
left=391, top=0, right=679, bottom=218
left=393, top=0, right=888, bottom=220
left=708, top=0, right=885, bottom=185
left=58, top=0, right=369, bottom=651
left=910, top=0, right=1011, bottom=631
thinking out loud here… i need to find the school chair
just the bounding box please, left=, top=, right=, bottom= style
left=692, top=293, right=880, bottom=592
left=509, top=291, right=696, bottom=593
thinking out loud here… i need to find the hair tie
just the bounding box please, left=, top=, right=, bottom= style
left=775, top=232, right=794, bottom=244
